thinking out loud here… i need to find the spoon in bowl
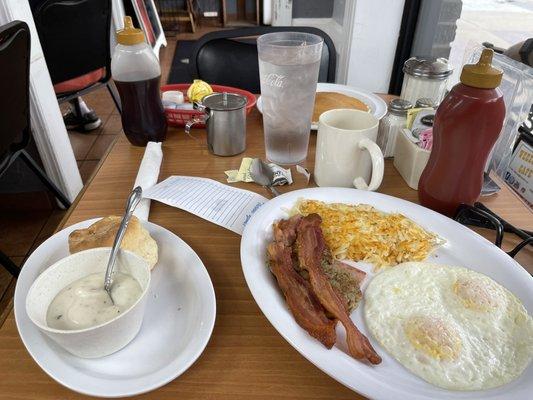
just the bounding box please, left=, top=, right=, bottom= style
left=103, top=186, right=143, bottom=303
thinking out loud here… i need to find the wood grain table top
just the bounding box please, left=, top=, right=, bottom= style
left=0, top=97, right=531, bottom=399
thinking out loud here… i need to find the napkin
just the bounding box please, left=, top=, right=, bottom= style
left=133, top=142, right=163, bottom=221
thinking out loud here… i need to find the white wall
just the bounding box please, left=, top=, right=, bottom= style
left=289, top=0, right=357, bottom=85
left=346, top=0, right=406, bottom=92
left=272, top=0, right=405, bottom=91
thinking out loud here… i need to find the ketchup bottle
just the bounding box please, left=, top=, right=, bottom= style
left=418, top=49, right=505, bottom=216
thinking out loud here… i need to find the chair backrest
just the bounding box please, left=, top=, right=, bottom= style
left=189, top=26, right=337, bottom=93
left=32, top=0, right=112, bottom=85
left=0, top=21, right=30, bottom=173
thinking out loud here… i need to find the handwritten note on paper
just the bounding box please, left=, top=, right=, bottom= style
left=143, top=176, right=268, bottom=234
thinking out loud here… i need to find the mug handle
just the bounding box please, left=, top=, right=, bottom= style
left=184, top=115, right=205, bottom=139
left=352, top=138, right=384, bottom=191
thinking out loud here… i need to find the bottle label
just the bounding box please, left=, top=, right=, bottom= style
left=263, top=73, right=286, bottom=88
left=504, top=139, right=533, bottom=207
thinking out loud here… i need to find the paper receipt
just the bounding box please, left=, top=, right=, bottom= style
left=143, top=176, right=267, bottom=234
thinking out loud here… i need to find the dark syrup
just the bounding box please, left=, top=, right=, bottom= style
left=115, top=76, right=167, bottom=146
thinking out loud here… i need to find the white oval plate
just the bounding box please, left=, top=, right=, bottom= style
left=14, top=219, right=216, bottom=398
left=256, top=82, right=388, bottom=129
left=240, top=187, right=533, bottom=400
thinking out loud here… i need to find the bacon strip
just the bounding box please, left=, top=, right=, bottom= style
left=267, top=241, right=337, bottom=348
left=296, top=214, right=382, bottom=365
left=272, top=214, right=302, bottom=246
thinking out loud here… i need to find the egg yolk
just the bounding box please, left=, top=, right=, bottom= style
left=404, top=316, right=461, bottom=361
left=453, top=278, right=499, bottom=312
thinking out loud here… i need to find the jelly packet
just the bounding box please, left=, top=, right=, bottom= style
left=402, top=128, right=419, bottom=144
left=270, top=162, right=292, bottom=186
left=407, top=107, right=435, bottom=134
left=236, top=157, right=254, bottom=182
left=296, top=165, right=311, bottom=184
left=418, top=128, right=433, bottom=150
left=224, top=170, right=241, bottom=183
left=225, top=158, right=292, bottom=185
left=225, top=157, right=253, bottom=183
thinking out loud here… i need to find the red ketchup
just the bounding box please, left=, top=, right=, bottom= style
left=418, top=49, right=505, bottom=216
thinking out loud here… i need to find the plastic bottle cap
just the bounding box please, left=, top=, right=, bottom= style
left=460, top=49, right=503, bottom=89
left=116, top=16, right=145, bottom=46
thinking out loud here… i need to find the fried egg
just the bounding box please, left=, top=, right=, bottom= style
left=364, top=262, right=533, bottom=390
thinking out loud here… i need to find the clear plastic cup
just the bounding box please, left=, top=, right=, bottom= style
left=257, top=32, right=323, bottom=165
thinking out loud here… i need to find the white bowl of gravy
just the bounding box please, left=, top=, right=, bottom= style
left=25, top=248, right=151, bottom=358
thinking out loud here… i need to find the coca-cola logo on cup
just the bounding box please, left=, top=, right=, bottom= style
left=264, top=73, right=286, bottom=88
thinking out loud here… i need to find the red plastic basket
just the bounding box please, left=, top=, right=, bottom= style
left=161, top=84, right=257, bottom=128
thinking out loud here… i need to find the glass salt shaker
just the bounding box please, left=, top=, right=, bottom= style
left=378, top=99, right=413, bottom=158
left=400, top=56, right=453, bottom=105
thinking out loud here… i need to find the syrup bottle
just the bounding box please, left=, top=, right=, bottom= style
left=112, top=16, right=167, bottom=146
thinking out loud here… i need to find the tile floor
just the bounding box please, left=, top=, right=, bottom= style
left=68, top=92, right=121, bottom=183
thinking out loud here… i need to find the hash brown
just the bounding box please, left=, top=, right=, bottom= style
left=290, top=199, right=442, bottom=269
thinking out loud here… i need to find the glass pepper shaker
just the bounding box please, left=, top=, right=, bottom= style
left=378, top=99, right=413, bottom=158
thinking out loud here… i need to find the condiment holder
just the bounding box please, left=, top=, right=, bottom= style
left=393, top=128, right=431, bottom=190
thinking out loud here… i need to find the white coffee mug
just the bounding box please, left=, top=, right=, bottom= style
left=314, top=109, right=384, bottom=191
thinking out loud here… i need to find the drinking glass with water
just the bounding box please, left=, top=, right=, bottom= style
left=257, top=32, right=323, bottom=165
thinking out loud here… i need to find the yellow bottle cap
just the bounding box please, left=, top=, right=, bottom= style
left=460, top=49, right=503, bottom=89
left=116, top=16, right=145, bottom=46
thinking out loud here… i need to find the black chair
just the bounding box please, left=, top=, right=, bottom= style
left=189, top=26, right=337, bottom=93
left=0, top=21, right=71, bottom=277
left=32, top=0, right=121, bottom=112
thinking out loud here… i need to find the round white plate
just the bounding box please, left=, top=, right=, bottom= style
left=14, top=219, right=216, bottom=398
left=240, top=187, right=533, bottom=400
left=256, top=82, right=388, bottom=129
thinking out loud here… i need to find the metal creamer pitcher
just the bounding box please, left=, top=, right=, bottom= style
left=185, top=92, right=247, bottom=156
